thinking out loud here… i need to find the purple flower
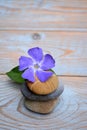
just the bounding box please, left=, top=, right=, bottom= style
left=19, top=47, right=55, bottom=82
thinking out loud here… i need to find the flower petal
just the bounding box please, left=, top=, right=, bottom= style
left=22, top=67, right=35, bottom=82
left=41, top=54, right=55, bottom=70
left=19, top=56, right=33, bottom=71
left=36, top=69, right=53, bottom=82
left=28, top=47, right=43, bottom=62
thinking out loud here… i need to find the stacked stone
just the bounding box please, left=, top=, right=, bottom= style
left=21, top=74, right=64, bottom=114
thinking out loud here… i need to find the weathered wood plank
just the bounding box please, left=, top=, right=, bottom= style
left=0, top=31, right=87, bottom=76
left=0, top=75, right=87, bottom=130
left=0, top=0, right=87, bottom=31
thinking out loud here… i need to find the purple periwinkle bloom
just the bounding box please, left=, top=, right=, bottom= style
left=19, top=47, right=55, bottom=82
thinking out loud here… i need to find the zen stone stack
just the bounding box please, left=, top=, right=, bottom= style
left=21, top=81, right=64, bottom=114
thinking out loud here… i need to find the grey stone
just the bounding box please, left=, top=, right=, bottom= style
left=24, top=97, right=59, bottom=114
left=21, top=81, right=64, bottom=101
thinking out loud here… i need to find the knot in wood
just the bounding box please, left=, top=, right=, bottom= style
left=32, top=33, right=41, bottom=40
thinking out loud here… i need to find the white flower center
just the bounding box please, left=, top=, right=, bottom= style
left=34, top=63, right=40, bottom=69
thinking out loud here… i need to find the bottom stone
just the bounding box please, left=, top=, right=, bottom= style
left=24, top=98, right=59, bottom=114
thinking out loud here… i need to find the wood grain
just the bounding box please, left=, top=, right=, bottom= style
left=0, top=75, right=87, bottom=130
left=0, top=31, right=87, bottom=76
left=0, top=0, right=87, bottom=129
left=0, top=0, right=87, bottom=31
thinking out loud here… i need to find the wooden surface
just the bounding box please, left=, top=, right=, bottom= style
left=0, top=0, right=87, bottom=31
left=0, top=76, right=87, bottom=130
left=0, top=31, right=87, bottom=75
left=0, top=0, right=87, bottom=130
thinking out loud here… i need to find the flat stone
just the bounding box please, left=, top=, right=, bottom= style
left=21, top=81, right=64, bottom=101
left=24, top=97, right=59, bottom=114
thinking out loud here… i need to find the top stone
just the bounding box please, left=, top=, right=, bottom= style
left=26, top=74, right=58, bottom=95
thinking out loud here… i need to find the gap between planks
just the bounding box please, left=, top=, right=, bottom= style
left=0, top=29, right=87, bottom=32
left=0, top=74, right=87, bottom=78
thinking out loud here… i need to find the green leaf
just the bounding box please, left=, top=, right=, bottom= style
left=50, top=69, right=56, bottom=74
left=6, top=66, right=25, bottom=84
